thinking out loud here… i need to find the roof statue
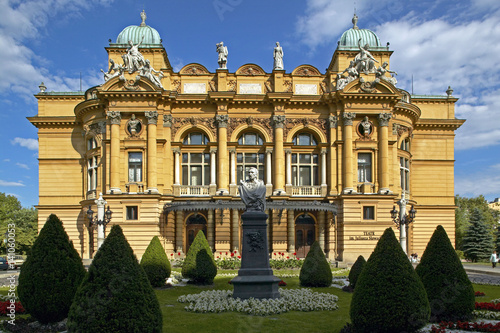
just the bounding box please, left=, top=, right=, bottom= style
left=352, top=13, right=359, bottom=29
left=140, top=9, right=147, bottom=27
left=354, top=38, right=378, bottom=74
left=239, top=167, right=266, bottom=212
left=216, top=42, right=228, bottom=69
left=337, top=60, right=359, bottom=90
left=376, top=62, right=398, bottom=86
left=101, top=59, right=124, bottom=81
left=273, top=42, right=284, bottom=70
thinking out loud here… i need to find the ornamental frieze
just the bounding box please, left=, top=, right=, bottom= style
left=228, top=117, right=272, bottom=139
left=284, top=118, right=327, bottom=139
left=392, top=123, right=413, bottom=139
left=171, top=117, right=216, bottom=140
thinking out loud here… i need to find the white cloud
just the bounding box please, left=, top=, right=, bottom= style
left=16, top=163, right=29, bottom=170
left=11, top=137, right=38, bottom=151
left=0, top=180, right=25, bottom=187
left=456, top=172, right=500, bottom=198
left=3, top=159, right=10, bottom=162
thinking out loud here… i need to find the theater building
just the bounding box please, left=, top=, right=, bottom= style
left=29, top=13, right=464, bottom=263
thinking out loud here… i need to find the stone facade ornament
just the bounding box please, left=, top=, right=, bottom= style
left=328, top=115, right=338, bottom=129
left=101, top=59, right=124, bottom=81
left=358, top=77, right=380, bottom=93
left=216, top=42, right=228, bottom=69
left=127, top=114, right=141, bottom=135
left=107, top=111, right=121, bottom=125
left=337, top=61, right=358, bottom=90
left=354, top=38, right=379, bottom=74
left=139, top=60, right=163, bottom=89
left=342, top=112, right=356, bottom=126
left=89, top=121, right=106, bottom=135
left=359, top=116, right=373, bottom=138
left=273, top=42, right=284, bottom=70
left=378, top=113, right=392, bottom=127
left=376, top=62, right=397, bottom=86
left=163, top=114, right=173, bottom=127
left=145, top=111, right=158, bottom=125
left=215, top=114, right=229, bottom=128
left=271, top=115, right=286, bottom=129
left=39, top=82, right=47, bottom=93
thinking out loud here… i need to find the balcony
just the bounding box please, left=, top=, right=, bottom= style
left=291, top=186, right=322, bottom=196
left=126, top=183, right=144, bottom=193
left=86, top=190, right=96, bottom=200
left=180, top=185, right=210, bottom=196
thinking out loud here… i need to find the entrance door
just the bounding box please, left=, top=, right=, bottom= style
left=186, top=213, right=207, bottom=253
left=295, top=213, right=316, bottom=258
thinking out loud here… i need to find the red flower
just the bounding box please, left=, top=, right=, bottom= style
left=170, top=253, right=174, bottom=256
left=231, top=252, right=234, bottom=257
left=278, top=280, right=287, bottom=286
left=297, top=257, right=300, bottom=260
left=226, top=252, right=228, bottom=255
left=217, top=256, right=220, bottom=258
left=178, top=252, right=181, bottom=256
left=237, top=256, right=241, bottom=259
left=286, top=256, right=289, bottom=259
left=293, top=252, right=297, bottom=256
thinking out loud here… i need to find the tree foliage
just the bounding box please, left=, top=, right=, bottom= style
left=17, top=214, right=85, bottom=324
left=299, top=241, right=332, bottom=287
left=67, top=225, right=162, bottom=332
left=350, top=228, right=430, bottom=333
left=462, top=208, right=494, bottom=262
left=182, top=231, right=217, bottom=285
left=416, top=225, right=475, bottom=322
left=140, top=236, right=171, bottom=287
left=0, top=192, right=37, bottom=254
left=348, top=255, right=366, bottom=289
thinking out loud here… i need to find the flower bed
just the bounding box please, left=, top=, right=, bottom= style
left=430, top=321, right=500, bottom=332
left=475, top=302, right=500, bottom=311
left=473, top=310, right=500, bottom=320
left=0, top=301, right=25, bottom=315
left=475, top=291, right=486, bottom=297
left=177, top=288, right=339, bottom=315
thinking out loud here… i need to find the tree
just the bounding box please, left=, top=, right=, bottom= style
left=182, top=231, right=217, bottom=285
left=67, top=225, right=162, bottom=332
left=299, top=241, right=332, bottom=287
left=348, top=255, right=366, bottom=289
left=17, top=214, right=86, bottom=324
left=462, top=208, right=494, bottom=262
left=0, top=193, right=38, bottom=254
left=350, top=228, right=430, bottom=333
left=495, top=227, right=500, bottom=254
left=416, top=225, right=475, bottom=322
left=140, top=236, right=171, bottom=287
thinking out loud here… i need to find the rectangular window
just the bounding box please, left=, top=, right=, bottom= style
left=87, top=156, right=98, bottom=191
left=358, top=153, right=372, bottom=183
left=128, top=152, right=142, bottom=182
left=363, top=206, right=375, bottom=220
left=126, top=206, right=138, bottom=220
left=182, top=153, right=210, bottom=185
left=236, top=152, right=266, bottom=184
left=291, top=153, right=319, bottom=186
left=400, top=157, right=410, bottom=191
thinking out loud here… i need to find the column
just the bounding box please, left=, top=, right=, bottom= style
left=378, top=113, right=392, bottom=194
left=272, top=115, right=286, bottom=194
left=173, top=148, right=181, bottom=185
left=146, top=111, right=159, bottom=194
left=318, top=210, right=326, bottom=252
left=207, top=209, right=215, bottom=250
left=328, top=115, right=338, bottom=195
left=321, top=149, right=327, bottom=186
left=287, top=209, right=295, bottom=253
left=342, top=112, right=356, bottom=193
left=216, top=114, right=229, bottom=194
left=285, top=149, right=292, bottom=186
left=163, top=114, right=173, bottom=194
left=266, top=149, right=272, bottom=185
left=107, top=111, right=121, bottom=194
left=232, top=209, right=239, bottom=252
left=230, top=149, right=236, bottom=185
left=175, top=210, right=184, bottom=254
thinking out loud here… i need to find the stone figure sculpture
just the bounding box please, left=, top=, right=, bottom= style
left=239, top=167, right=266, bottom=212
left=354, top=38, right=378, bottom=74
left=216, top=42, right=228, bottom=69
left=140, top=60, right=164, bottom=88
left=361, top=116, right=372, bottom=136
left=123, top=36, right=146, bottom=74
left=273, top=42, right=284, bottom=70
left=101, top=59, right=123, bottom=81
left=128, top=114, right=140, bottom=135
left=376, top=62, right=398, bottom=86
left=337, top=61, right=359, bottom=90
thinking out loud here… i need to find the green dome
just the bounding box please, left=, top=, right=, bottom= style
left=338, top=14, right=384, bottom=51
left=115, top=10, right=162, bottom=46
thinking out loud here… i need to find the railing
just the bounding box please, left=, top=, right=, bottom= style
left=180, top=185, right=210, bottom=196
left=87, top=190, right=96, bottom=200
left=125, top=183, right=144, bottom=193
left=291, top=186, right=322, bottom=196
left=357, top=183, right=375, bottom=194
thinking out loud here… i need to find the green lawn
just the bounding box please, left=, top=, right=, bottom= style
left=2, top=269, right=500, bottom=333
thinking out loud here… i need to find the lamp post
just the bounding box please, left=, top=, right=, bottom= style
left=87, top=193, right=112, bottom=249
left=390, top=193, right=416, bottom=254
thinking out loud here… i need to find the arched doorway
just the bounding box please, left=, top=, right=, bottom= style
left=295, top=213, right=316, bottom=258
left=186, top=213, right=207, bottom=253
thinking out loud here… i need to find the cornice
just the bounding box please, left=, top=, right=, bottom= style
left=414, top=118, right=465, bottom=130
left=27, top=116, right=77, bottom=128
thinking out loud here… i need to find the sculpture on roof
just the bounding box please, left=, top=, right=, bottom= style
left=337, top=60, right=359, bottom=90
left=216, top=42, right=228, bottom=69
left=139, top=60, right=164, bottom=88
left=239, top=167, right=266, bottom=212
left=101, top=59, right=124, bottom=81
left=376, top=62, right=397, bottom=86
left=123, top=36, right=146, bottom=74
left=354, top=38, right=378, bottom=74
left=273, top=42, right=284, bottom=70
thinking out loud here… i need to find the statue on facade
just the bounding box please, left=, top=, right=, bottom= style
left=128, top=114, right=140, bottom=135
left=216, top=42, right=228, bottom=69
left=139, top=59, right=164, bottom=88
left=354, top=38, right=378, bottom=74
left=101, top=59, right=124, bottom=81
left=376, top=62, right=398, bottom=86
left=273, top=42, right=284, bottom=70
left=239, top=167, right=266, bottom=212
left=360, top=116, right=372, bottom=136
left=123, top=36, right=146, bottom=74
left=337, top=61, right=359, bottom=90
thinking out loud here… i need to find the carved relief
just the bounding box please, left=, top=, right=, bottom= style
left=126, top=114, right=142, bottom=137
left=107, top=111, right=121, bottom=125
left=342, top=112, right=356, bottom=126
left=294, top=66, right=321, bottom=76
left=284, top=80, right=292, bottom=93
left=181, top=65, right=209, bottom=75
left=215, top=114, right=229, bottom=128
left=378, top=113, right=392, bottom=127
left=228, top=80, right=236, bottom=92
left=271, top=115, right=286, bottom=129
left=284, top=118, right=327, bottom=139
left=209, top=80, right=217, bottom=92
left=145, top=111, right=158, bottom=125
left=328, top=115, right=338, bottom=129
left=246, top=230, right=264, bottom=252
left=171, top=117, right=216, bottom=140
left=228, top=117, right=272, bottom=139
left=358, top=77, right=380, bottom=93
left=393, top=123, right=413, bottom=139
left=172, top=80, right=181, bottom=93
left=265, top=80, right=273, bottom=93
left=163, top=114, right=173, bottom=127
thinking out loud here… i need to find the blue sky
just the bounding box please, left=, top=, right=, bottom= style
left=1, top=0, right=499, bottom=208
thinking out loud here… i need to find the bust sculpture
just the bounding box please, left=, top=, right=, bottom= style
left=239, top=167, right=266, bottom=212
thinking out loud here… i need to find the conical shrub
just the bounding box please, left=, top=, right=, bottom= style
left=67, top=225, right=162, bottom=332
left=182, top=231, right=217, bottom=284
left=140, top=236, right=171, bottom=287
left=18, top=214, right=85, bottom=324
left=348, top=255, right=366, bottom=289
left=299, top=241, right=332, bottom=287
left=416, top=225, right=475, bottom=322
left=350, top=228, right=430, bottom=333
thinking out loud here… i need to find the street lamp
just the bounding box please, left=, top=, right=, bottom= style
left=390, top=193, right=417, bottom=254
left=87, top=193, right=112, bottom=249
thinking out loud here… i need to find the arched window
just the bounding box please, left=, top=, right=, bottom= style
left=400, top=138, right=410, bottom=151
left=292, top=133, right=317, bottom=146
left=238, top=132, right=263, bottom=145
left=87, top=137, right=97, bottom=150
left=183, top=132, right=209, bottom=145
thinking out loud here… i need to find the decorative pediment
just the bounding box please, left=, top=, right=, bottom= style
left=179, top=63, right=211, bottom=75
left=343, top=77, right=398, bottom=94
left=292, top=65, right=321, bottom=76
left=100, top=74, right=162, bottom=92
left=236, top=64, right=266, bottom=75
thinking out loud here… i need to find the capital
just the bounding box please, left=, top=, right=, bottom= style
left=271, top=115, right=286, bottom=128
left=107, top=111, right=121, bottom=125
left=163, top=114, right=173, bottom=127
left=145, top=111, right=158, bottom=125
left=328, top=115, right=338, bottom=129
left=378, top=113, right=392, bottom=127
left=215, top=114, right=229, bottom=128
left=342, top=112, right=356, bottom=126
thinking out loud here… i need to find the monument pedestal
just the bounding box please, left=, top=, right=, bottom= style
left=232, top=211, right=280, bottom=299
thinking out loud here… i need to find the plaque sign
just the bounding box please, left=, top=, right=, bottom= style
left=295, top=84, right=317, bottom=95
left=239, top=83, right=262, bottom=94
left=183, top=83, right=206, bottom=94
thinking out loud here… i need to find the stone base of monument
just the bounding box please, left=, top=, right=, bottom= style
left=232, top=211, right=281, bottom=300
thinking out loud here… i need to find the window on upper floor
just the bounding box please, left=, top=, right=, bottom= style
left=87, top=137, right=97, bottom=150
left=128, top=152, right=143, bottom=183
left=358, top=153, right=372, bottom=183
left=238, top=132, right=264, bottom=145
left=400, top=157, right=410, bottom=192
left=292, top=133, right=317, bottom=146
left=183, top=132, right=209, bottom=145
left=237, top=153, right=265, bottom=183
left=400, top=138, right=410, bottom=151
left=291, top=153, right=319, bottom=186
left=87, top=156, right=98, bottom=191
left=182, top=153, right=211, bottom=186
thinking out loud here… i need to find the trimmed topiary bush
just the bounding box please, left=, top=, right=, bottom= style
left=67, top=225, right=162, bottom=332
left=140, top=236, right=171, bottom=287
left=182, top=231, right=217, bottom=284
left=299, top=241, right=332, bottom=287
left=416, top=225, right=475, bottom=322
left=18, top=214, right=85, bottom=324
left=350, top=228, right=430, bottom=333
left=348, top=255, right=366, bottom=289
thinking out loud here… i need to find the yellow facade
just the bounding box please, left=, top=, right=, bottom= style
left=29, top=15, right=464, bottom=263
